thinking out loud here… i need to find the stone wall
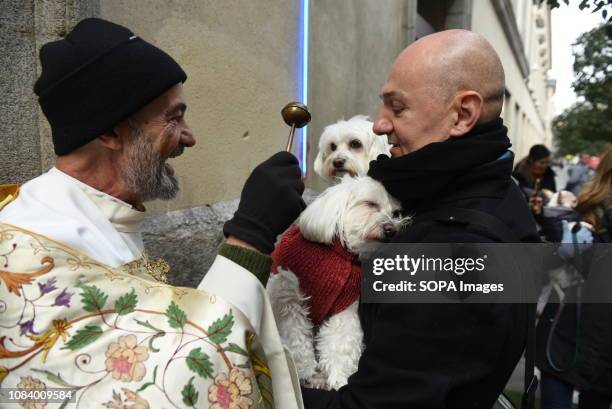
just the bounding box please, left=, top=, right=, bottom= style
left=141, top=199, right=237, bottom=288
left=143, top=189, right=318, bottom=287
left=1, top=1, right=41, bottom=185
left=1, top=0, right=97, bottom=184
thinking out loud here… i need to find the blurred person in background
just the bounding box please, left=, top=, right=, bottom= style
left=536, top=147, right=612, bottom=409
left=589, top=153, right=601, bottom=170
left=515, top=145, right=558, bottom=223
left=565, top=152, right=593, bottom=195
left=513, top=144, right=557, bottom=198
left=574, top=148, right=611, bottom=240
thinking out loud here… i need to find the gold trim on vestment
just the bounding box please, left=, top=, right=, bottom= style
left=0, top=223, right=179, bottom=296
left=0, top=184, right=20, bottom=210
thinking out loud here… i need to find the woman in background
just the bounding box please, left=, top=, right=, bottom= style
left=574, top=148, right=612, bottom=241
left=514, top=144, right=557, bottom=197
left=537, top=147, right=612, bottom=409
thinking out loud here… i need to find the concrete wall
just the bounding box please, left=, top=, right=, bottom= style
left=306, top=0, right=410, bottom=192
left=98, top=0, right=301, bottom=214
left=416, top=0, right=472, bottom=32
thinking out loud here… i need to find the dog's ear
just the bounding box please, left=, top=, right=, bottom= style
left=297, top=184, right=350, bottom=244
left=313, top=150, right=325, bottom=179
left=367, top=133, right=391, bottom=161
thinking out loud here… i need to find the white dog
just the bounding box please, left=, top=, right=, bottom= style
left=268, top=176, right=406, bottom=390
left=314, top=115, right=390, bottom=182
left=547, top=190, right=577, bottom=208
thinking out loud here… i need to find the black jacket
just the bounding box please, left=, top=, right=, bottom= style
left=537, top=284, right=612, bottom=397
left=302, top=120, right=539, bottom=408
left=536, top=207, right=612, bottom=396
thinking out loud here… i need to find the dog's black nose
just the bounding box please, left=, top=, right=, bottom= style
left=383, top=223, right=397, bottom=238
left=333, top=158, right=345, bottom=168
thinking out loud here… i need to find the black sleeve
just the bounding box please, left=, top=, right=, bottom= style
left=511, top=170, right=526, bottom=189
left=302, top=302, right=518, bottom=409
left=535, top=213, right=563, bottom=242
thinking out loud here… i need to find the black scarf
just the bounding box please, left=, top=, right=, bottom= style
left=368, top=118, right=511, bottom=210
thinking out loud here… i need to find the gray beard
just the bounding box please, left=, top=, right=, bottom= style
left=121, top=128, right=181, bottom=202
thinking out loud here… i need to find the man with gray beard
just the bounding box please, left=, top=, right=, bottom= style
left=0, top=18, right=305, bottom=408
left=121, top=117, right=185, bottom=202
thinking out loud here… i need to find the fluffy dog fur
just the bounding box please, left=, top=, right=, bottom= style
left=314, top=115, right=390, bottom=182
left=547, top=190, right=577, bottom=208
left=268, top=176, right=406, bottom=389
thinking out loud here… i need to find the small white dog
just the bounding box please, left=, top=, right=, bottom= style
left=314, top=115, right=390, bottom=182
left=268, top=176, right=405, bottom=390
left=547, top=190, right=577, bottom=208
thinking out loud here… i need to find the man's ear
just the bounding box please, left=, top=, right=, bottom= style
left=96, top=129, right=123, bottom=150
left=449, top=91, right=483, bottom=138
left=97, top=120, right=134, bottom=151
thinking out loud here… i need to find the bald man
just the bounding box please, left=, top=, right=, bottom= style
left=302, top=30, right=539, bottom=408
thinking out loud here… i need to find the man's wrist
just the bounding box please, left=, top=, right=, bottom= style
left=226, top=236, right=258, bottom=251
left=218, top=241, right=272, bottom=286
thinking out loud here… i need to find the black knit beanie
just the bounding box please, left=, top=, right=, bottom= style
left=528, top=144, right=551, bottom=161
left=34, top=18, right=187, bottom=156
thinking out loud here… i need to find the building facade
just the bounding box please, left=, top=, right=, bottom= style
left=0, top=0, right=555, bottom=282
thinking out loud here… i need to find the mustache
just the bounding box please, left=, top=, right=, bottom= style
left=168, top=144, right=186, bottom=158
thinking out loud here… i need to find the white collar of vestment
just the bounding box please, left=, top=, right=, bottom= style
left=50, top=167, right=145, bottom=233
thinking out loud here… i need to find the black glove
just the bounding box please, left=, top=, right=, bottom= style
left=223, top=151, right=306, bottom=253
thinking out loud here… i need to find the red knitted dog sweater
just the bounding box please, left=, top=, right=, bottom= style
left=271, top=226, right=361, bottom=325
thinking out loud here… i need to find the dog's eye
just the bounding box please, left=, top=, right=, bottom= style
left=392, top=210, right=402, bottom=218
left=365, top=201, right=380, bottom=210
left=349, top=140, right=363, bottom=149
left=330, top=143, right=337, bottom=151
